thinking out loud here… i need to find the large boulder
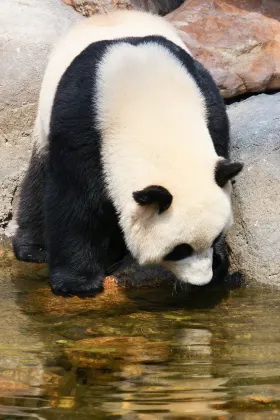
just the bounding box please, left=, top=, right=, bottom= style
left=0, top=0, right=82, bottom=236
left=227, top=93, right=280, bottom=285
left=167, top=0, right=280, bottom=98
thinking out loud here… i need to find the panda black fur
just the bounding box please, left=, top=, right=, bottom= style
left=13, top=11, right=242, bottom=297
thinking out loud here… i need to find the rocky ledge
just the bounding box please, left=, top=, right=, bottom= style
left=227, top=93, right=280, bottom=285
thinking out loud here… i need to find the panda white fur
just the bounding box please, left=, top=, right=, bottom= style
left=13, top=10, right=243, bottom=297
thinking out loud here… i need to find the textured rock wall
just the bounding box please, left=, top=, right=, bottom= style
left=0, top=0, right=82, bottom=236
left=227, top=93, right=280, bottom=285
left=167, top=0, right=280, bottom=98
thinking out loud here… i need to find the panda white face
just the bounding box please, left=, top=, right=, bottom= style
left=128, top=204, right=230, bottom=286
left=125, top=159, right=242, bottom=286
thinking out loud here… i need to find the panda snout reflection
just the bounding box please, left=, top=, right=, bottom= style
left=164, top=248, right=214, bottom=286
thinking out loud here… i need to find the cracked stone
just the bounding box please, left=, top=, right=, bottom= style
left=227, top=93, right=280, bottom=285
left=0, top=0, right=82, bottom=236
left=167, top=0, right=280, bottom=98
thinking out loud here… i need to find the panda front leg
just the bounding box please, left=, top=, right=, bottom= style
left=212, top=234, right=229, bottom=283
left=44, top=177, right=105, bottom=298
left=13, top=147, right=47, bottom=263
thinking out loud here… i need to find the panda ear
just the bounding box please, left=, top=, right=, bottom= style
left=133, top=185, right=173, bottom=214
left=215, top=159, right=243, bottom=188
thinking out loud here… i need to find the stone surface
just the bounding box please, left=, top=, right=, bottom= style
left=62, top=0, right=134, bottom=15
left=62, top=0, right=184, bottom=16
left=227, top=93, right=280, bottom=285
left=167, top=0, right=280, bottom=98
left=223, top=0, right=280, bottom=19
left=0, top=0, right=82, bottom=236
left=65, top=336, right=170, bottom=368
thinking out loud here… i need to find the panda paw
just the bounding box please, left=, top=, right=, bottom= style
left=50, top=269, right=104, bottom=298
left=13, top=243, right=48, bottom=263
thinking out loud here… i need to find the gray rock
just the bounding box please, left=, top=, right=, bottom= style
left=0, top=0, right=82, bottom=236
left=227, top=93, right=280, bottom=285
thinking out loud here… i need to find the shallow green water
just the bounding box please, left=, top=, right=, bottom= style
left=1, top=247, right=280, bottom=419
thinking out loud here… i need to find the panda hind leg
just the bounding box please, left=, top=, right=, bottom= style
left=13, top=147, right=47, bottom=264
left=44, top=177, right=106, bottom=298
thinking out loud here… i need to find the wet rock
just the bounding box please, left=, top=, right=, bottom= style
left=62, top=0, right=184, bottom=16
left=0, top=0, right=81, bottom=235
left=0, top=365, right=43, bottom=397
left=227, top=93, right=280, bottom=285
left=0, top=378, right=31, bottom=396
left=116, top=264, right=175, bottom=288
left=167, top=0, right=280, bottom=98
left=23, top=267, right=176, bottom=319
left=176, top=328, right=212, bottom=356
left=24, top=284, right=136, bottom=318
left=64, top=336, right=170, bottom=368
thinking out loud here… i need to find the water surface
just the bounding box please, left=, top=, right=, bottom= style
left=0, top=247, right=280, bottom=419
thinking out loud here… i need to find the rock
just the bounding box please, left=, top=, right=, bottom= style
left=223, top=0, right=280, bottom=20
left=64, top=336, right=170, bottom=368
left=23, top=270, right=177, bottom=318
left=0, top=378, right=31, bottom=396
left=0, top=0, right=82, bottom=235
left=62, top=0, right=184, bottom=16
left=227, top=93, right=280, bottom=285
left=167, top=0, right=280, bottom=98
left=25, top=285, right=133, bottom=318
left=62, top=0, right=134, bottom=15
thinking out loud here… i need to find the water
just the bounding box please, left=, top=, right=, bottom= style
left=1, top=246, right=280, bottom=419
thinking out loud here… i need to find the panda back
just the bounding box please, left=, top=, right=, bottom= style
left=37, top=10, right=189, bottom=146
left=46, top=17, right=229, bottom=231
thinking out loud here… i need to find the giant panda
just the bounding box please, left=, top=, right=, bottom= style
left=13, top=10, right=243, bottom=297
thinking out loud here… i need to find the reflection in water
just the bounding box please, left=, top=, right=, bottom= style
left=0, top=247, right=280, bottom=419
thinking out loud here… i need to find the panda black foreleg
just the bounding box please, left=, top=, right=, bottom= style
left=13, top=148, right=47, bottom=263
left=212, top=234, right=229, bottom=284
left=44, top=177, right=106, bottom=298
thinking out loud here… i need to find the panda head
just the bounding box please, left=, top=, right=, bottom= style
left=128, top=158, right=243, bottom=286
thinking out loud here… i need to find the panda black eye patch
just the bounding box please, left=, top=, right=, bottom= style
left=163, top=243, right=193, bottom=261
